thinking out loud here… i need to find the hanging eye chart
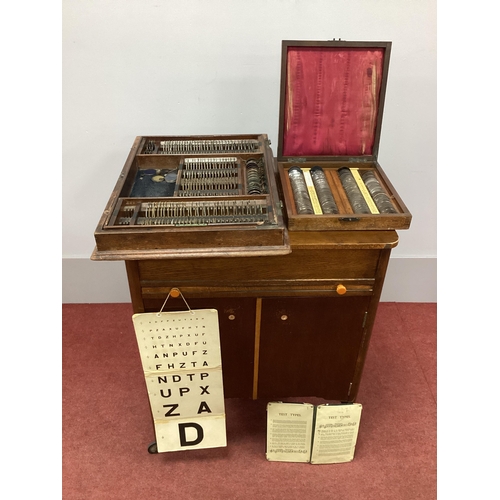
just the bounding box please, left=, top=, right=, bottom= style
left=132, top=305, right=226, bottom=453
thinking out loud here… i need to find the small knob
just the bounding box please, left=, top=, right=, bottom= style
left=170, top=288, right=181, bottom=298
left=336, top=284, right=347, bottom=295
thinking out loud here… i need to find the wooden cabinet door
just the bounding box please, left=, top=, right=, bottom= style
left=257, top=296, right=371, bottom=401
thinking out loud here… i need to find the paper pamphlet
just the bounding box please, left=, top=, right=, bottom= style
left=266, top=401, right=362, bottom=464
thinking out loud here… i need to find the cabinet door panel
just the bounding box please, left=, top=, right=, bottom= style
left=257, top=296, right=371, bottom=400
left=143, top=297, right=256, bottom=399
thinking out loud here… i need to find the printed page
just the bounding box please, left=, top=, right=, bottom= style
left=266, top=402, right=314, bottom=462
left=310, top=403, right=362, bottom=464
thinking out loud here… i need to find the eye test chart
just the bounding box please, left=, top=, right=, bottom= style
left=132, top=294, right=226, bottom=453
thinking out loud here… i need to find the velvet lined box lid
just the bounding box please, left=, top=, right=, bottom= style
left=277, top=40, right=392, bottom=162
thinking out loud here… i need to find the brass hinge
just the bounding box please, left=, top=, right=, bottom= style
left=347, top=382, right=353, bottom=396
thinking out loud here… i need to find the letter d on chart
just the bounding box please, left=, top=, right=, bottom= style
left=178, top=422, right=204, bottom=447
left=154, top=415, right=227, bottom=452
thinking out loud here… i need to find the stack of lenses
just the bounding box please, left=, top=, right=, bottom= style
left=310, top=166, right=339, bottom=214
left=144, top=140, right=156, bottom=154
left=288, top=167, right=314, bottom=214
left=159, top=139, right=259, bottom=155
left=246, top=159, right=264, bottom=195
left=338, top=168, right=370, bottom=214
left=361, top=171, right=397, bottom=213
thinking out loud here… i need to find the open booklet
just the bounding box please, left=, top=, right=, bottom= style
left=266, top=402, right=363, bottom=464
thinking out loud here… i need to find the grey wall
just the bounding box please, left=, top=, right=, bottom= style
left=62, top=0, right=437, bottom=303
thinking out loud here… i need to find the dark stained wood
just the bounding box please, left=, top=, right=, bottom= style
left=125, top=260, right=145, bottom=313
left=121, top=231, right=396, bottom=401
left=257, top=296, right=372, bottom=400
left=140, top=283, right=374, bottom=299
left=137, top=247, right=381, bottom=283
left=348, top=248, right=392, bottom=399
left=288, top=230, right=398, bottom=249
left=94, top=225, right=289, bottom=254
left=327, top=168, right=353, bottom=214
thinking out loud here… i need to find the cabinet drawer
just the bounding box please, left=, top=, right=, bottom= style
left=138, top=248, right=380, bottom=285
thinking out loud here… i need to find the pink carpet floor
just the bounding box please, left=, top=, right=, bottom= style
left=63, top=302, right=436, bottom=499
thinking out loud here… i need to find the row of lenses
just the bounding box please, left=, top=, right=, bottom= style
left=288, top=166, right=396, bottom=215
left=288, top=167, right=314, bottom=214
left=361, top=170, right=397, bottom=214
left=337, top=168, right=371, bottom=214
left=246, top=158, right=267, bottom=195
left=311, top=167, right=339, bottom=214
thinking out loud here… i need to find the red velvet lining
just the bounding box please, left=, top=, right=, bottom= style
left=283, top=47, right=385, bottom=157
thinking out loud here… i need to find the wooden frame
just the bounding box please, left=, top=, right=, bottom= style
left=92, top=134, right=290, bottom=260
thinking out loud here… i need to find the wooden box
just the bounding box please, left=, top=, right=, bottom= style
left=276, top=40, right=412, bottom=231
left=92, top=134, right=290, bottom=260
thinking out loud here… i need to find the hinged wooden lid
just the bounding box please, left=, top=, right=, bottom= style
left=277, top=40, right=392, bottom=162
